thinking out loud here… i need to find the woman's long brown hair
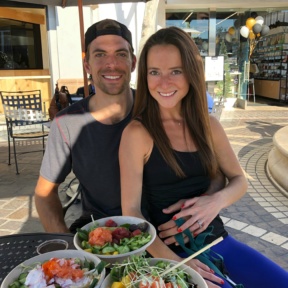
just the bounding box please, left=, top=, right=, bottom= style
left=134, top=26, right=218, bottom=178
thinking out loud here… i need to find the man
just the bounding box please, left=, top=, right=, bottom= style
left=35, top=19, right=136, bottom=233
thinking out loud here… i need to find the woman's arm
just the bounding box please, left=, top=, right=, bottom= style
left=169, top=116, right=248, bottom=234
left=119, top=121, right=224, bottom=287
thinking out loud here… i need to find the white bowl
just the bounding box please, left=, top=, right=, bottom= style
left=1, top=249, right=106, bottom=288
left=101, top=258, right=208, bottom=288
left=74, top=216, right=156, bottom=264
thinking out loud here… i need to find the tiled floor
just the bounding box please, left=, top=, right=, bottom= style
left=0, top=102, right=288, bottom=270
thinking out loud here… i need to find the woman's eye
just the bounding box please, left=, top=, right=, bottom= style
left=172, top=70, right=182, bottom=75
left=149, top=70, right=159, bottom=75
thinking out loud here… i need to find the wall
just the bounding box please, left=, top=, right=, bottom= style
left=47, top=3, right=146, bottom=92
left=1, top=2, right=148, bottom=113
left=0, top=7, right=50, bottom=113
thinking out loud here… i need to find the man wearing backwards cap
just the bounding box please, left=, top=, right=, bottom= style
left=34, top=19, right=222, bottom=285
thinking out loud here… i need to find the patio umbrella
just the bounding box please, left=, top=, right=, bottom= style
left=7, top=0, right=150, bottom=96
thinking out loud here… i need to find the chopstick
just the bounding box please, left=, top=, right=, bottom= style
left=160, top=236, right=224, bottom=277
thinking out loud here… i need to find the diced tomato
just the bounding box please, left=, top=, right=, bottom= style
left=139, top=277, right=166, bottom=288
left=42, top=258, right=84, bottom=281
left=139, top=280, right=149, bottom=288
left=131, top=229, right=142, bottom=236
left=165, top=283, right=181, bottom=288
left=105, top=219, right=118, bottom=227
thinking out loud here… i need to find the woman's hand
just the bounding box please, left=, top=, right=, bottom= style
left=186, top=259, right=224, bottom=287
left=158, top=195, right=222, bottom=245
left=172, top=194, right=222, bottom=235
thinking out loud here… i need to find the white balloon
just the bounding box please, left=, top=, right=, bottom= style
left=255, top=16, right=264, bottom=25
left=225, top=33, right=232, bottom=42
left=240, top=26, right=249, bottom=38
left=202, top=41, right=208, bottom=51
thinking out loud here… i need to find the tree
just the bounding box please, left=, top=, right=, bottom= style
left=216, top=39, right=232, bottom=98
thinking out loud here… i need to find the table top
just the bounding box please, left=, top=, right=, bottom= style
left=0, top=232, right=75, bottom=283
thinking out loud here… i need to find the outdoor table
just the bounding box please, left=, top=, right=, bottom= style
left=0, top=232, right=75, bottom=283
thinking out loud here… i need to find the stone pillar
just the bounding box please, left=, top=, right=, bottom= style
left=267, top=126, right=288, bottom=196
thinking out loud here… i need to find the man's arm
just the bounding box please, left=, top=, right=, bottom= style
left=35, top=176, right=70, bottom=233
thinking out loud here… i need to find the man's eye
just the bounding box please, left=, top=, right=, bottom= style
left=95, top=53, right=105, bottom=57
left=118, top=52, right=128, bottom=57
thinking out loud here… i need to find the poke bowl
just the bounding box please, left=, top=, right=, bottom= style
left=101, top=254, right=208, bottom=288
left=1, top=249, right=106, bottom=288
left=73, top=216, right=157, bottom=264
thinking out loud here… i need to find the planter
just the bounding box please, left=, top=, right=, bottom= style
left=224, top=97, right=237, bottom=109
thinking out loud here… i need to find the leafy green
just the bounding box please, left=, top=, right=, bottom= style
left=110, top=253, right=192, bottom=288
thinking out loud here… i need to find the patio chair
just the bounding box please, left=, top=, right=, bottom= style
left=211, top=97, right=224, bottom=120
left=0, top=90, right=49, bottom=174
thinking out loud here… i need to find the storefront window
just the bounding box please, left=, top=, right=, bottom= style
left=166, top=11, right=209, bottom=57
left=0, top=18, right=42, bottom=69
left=215, top=12, right=241, bottom=98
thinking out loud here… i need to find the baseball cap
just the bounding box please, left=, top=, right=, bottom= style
left=85, top=19, right=134, bottom=52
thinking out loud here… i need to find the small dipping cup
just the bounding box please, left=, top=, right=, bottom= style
left=36, top=239, right=69, bottom=254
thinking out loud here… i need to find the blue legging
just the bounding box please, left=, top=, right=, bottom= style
left=210, top=235, right=288, bottom=288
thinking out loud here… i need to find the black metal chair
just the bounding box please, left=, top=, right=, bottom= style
left=0, top=90, right=49, bottom=174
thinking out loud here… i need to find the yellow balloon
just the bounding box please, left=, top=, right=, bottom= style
left=249, top=31, right=256, bottom=39
left=228, top=27, right=236, bottom=35
left=246, top=17, right=256, bottom=30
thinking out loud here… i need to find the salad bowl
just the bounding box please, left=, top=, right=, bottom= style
left=1, top=249, right=106, bottom=288
left=74, top=216, right=157, bottom=264
left=101, top=257, right=208, bottom=288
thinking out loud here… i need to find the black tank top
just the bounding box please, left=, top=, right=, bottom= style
left=143, top=144, right=228, bottom=253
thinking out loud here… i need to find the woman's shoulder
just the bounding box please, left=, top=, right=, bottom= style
left=124, top=119, right=149, bottom=136
left=122, top=119, right=152, bottom=147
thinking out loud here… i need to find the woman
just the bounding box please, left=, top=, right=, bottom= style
left=119, top=27, right=288, bottom=287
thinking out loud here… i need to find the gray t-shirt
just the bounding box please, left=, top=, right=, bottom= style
left=40, top=95, right=132, bottom=218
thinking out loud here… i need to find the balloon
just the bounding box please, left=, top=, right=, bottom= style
left=255, top=16, right=264, bottom=25
left=249, top=31, right=256, bottom=39
left=202, top=41, right=208, bottom=51
left=246, top=17, right=256, bottom=30
left=252, top=23, right=262, bottom=34
left=234, top=19, right=240, bottom=28
left=225, top=33, right=232, bottom=42
left=261, top=25, right=270, bottom=36
left=228, top=27, right=236, bottom=35
left=240, top=26, right=250, bottom=38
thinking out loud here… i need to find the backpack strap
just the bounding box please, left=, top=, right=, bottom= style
left=174, top=218, right=244, bottom=288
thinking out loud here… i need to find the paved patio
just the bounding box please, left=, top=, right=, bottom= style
left=0, top=101, right=288, bottom=271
